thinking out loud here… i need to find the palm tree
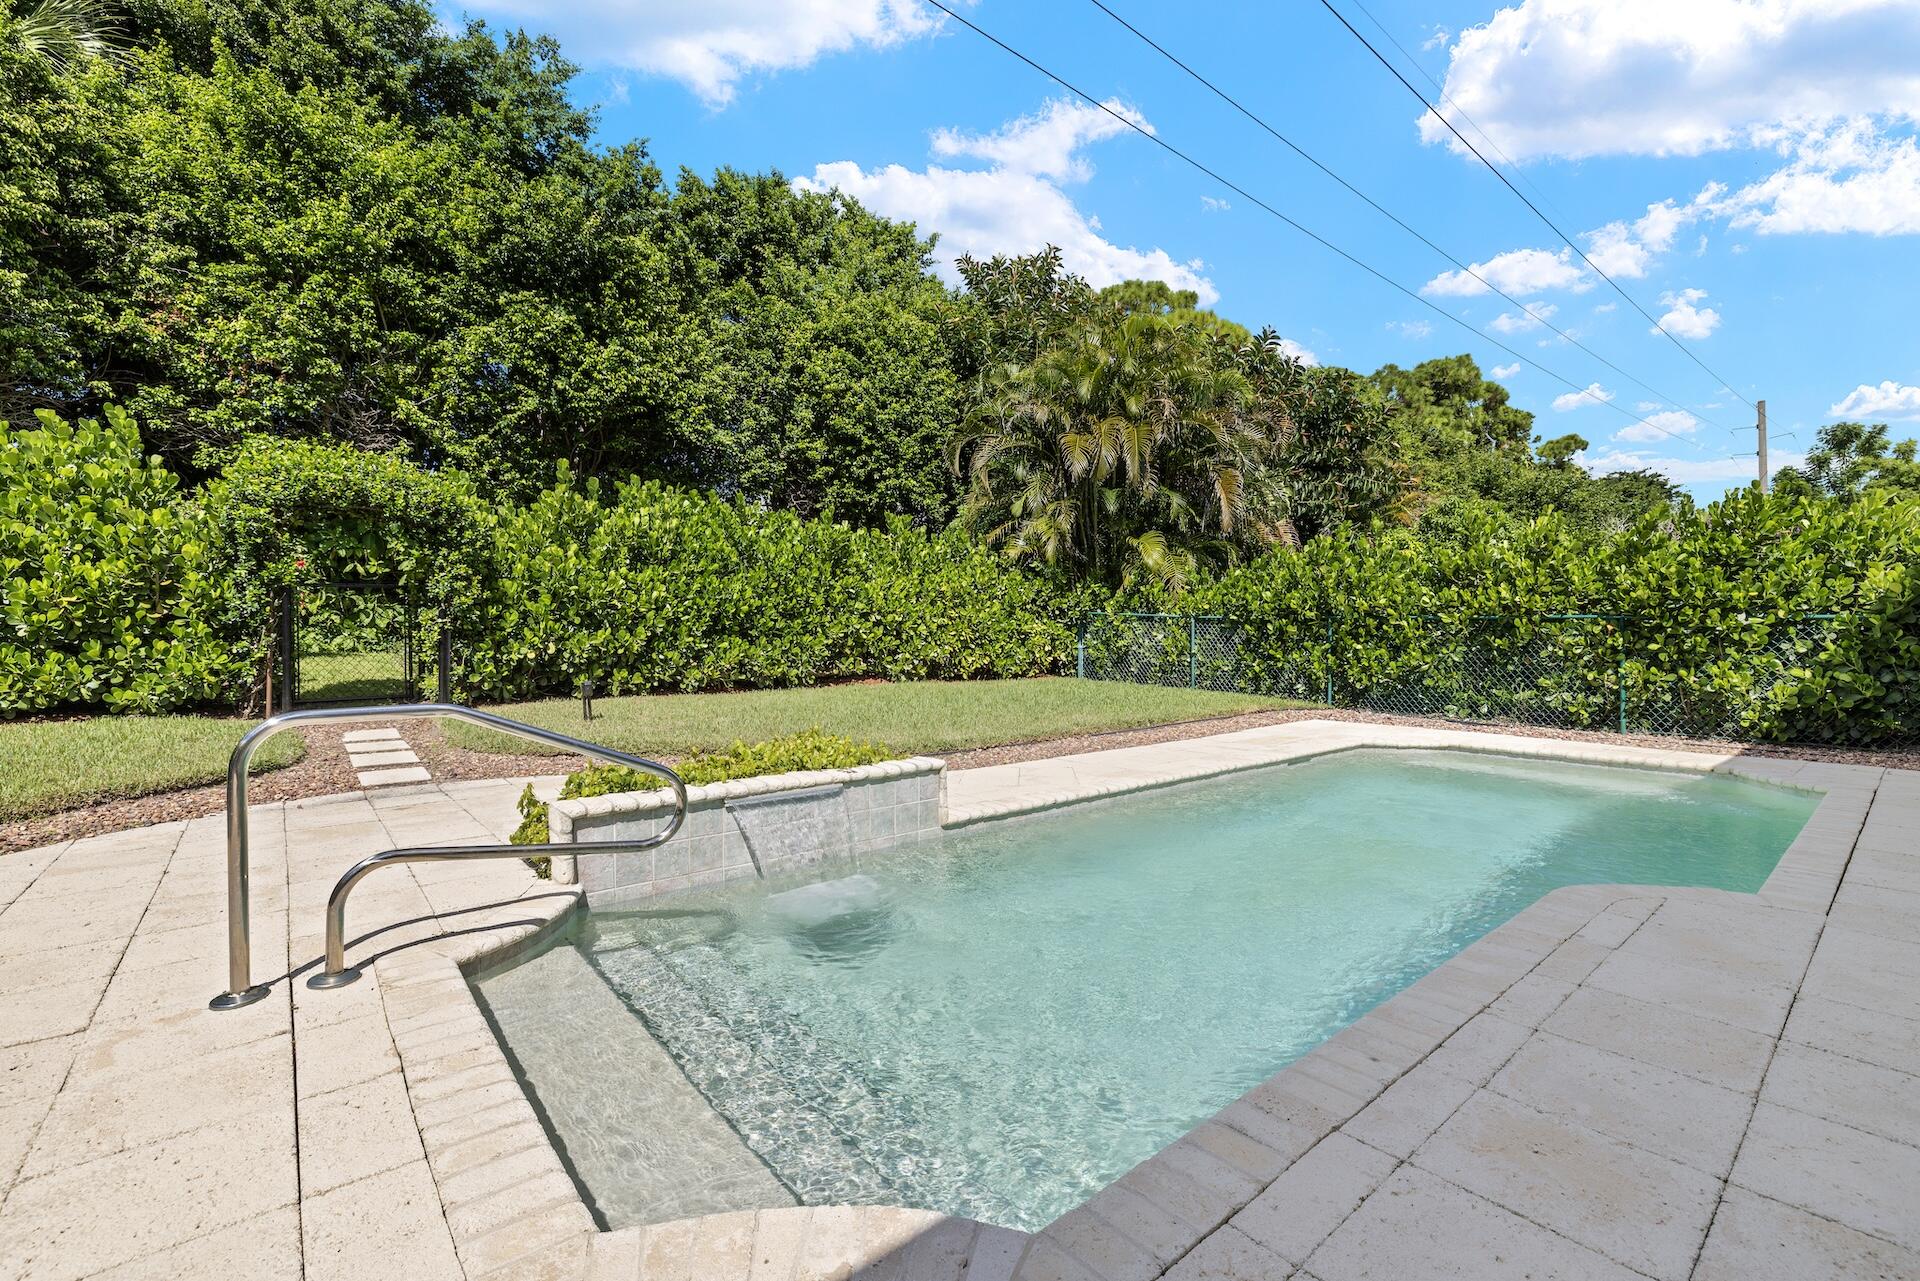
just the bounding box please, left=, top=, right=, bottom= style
left=953, top=310, right=1259, bottom=588
left=8, top=0, right=126, bottom=74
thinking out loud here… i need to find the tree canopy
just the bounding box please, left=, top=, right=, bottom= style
left=1775, top=420, right=1920, bottom=503
left=1, top=0, right=1738, bottom=583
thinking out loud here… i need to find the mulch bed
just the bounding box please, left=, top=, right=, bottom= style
left=8, top=708, right=1914, bottom=854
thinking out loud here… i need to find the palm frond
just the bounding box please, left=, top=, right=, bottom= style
left=12, top=0, right=127, bottom=73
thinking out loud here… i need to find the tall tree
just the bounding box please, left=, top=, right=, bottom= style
left=1249, top=345, right=1409, bottom=542
left=1098, top=278, right=1253, bottom=345
left=661, top=169, right=961, bottom=525
left=1775, top=420, right=1920, bottom=502
left=953, top=309, right=1258, bottom=587
left=1367, top=355, right=1679, bottom=530
left=1371, top=354, right=1535, bottom=455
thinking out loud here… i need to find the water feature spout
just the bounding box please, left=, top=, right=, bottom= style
left=726, top=784, right=853, bottom=879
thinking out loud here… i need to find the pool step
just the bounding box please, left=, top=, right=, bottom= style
left=590, top=936, right=1024, bottom=1227
left=655, top=943, right=1028, bottom=1226
left=588, top=939, right=903, bottom=1209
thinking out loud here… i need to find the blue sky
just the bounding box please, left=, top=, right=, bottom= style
left=449, top=1, right=1920, bottom=501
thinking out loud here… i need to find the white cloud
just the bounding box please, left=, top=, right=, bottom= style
left=1583, top=194, right=1710, bottom=278
left=1581, top=447, right=1803, bottom=485
left=1615, top=409, right=1701, bottom=442
left=1491, top=362, right=1523, bottom=378
left=1200, top=195, right=1231, bottom=213
left=1422, top=26, right=1451, bottom=52
left=1830, top=380, right=1920, bottom=420
left=1390, top=320, right=1434, bottom=339
left=1422, top=247, right=1583, bottom=297
left=930, top=98, right=1145, bottom=183
left=794, top=98, right=1217, bottom=304
left=1594, top=302, right=1618, bottom=313
left=1489, top=302, right=1558, bottom=334
left=1422, top=0, right=1920, bottom=162
left=1441, top=192, right=1717, bottom=311
left=1636, top=400, right=1662, bottom=412
left=1276, top=338, right=1319, bottom=366
left=1653, top=288, right=1721, bottom=339
left=1713, top=118, right=1920, bottom=235
left=1552, top=382, right=1614, bottom=412
left=465, top=0, right=946, bottom=106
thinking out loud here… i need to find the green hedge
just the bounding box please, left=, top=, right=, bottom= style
left=465, top=474, right=1073, bottom=699
left=0, top=416, right=1072, bottom=716
left=5, top=409, right=1915, bottom=749
left=1185, top=495, right=1920, bottom=743
left=1, top=409, right=248, bottom=714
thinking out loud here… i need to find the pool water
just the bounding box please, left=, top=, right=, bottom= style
left=476, top=749, right=1816, bottom=1231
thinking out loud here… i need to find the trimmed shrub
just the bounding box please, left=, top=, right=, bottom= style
left=0, top=408, right=246, bottom=715
left=1190, top=492, right=1920, bottom=743
left=467, top=475, right=1073, bottom=700
left=509, top=729, right=889, bottom=853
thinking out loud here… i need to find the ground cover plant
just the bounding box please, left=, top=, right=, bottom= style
left=508, top=728, right=890, bottom=850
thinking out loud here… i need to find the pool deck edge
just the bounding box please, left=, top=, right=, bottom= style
left=962, top=725, right=1917, bottom=1281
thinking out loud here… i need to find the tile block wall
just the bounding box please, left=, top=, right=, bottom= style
left=554, top=761, right=944, bottom=904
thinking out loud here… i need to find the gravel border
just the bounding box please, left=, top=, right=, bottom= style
left=8, top=707, right=1914, bottom=854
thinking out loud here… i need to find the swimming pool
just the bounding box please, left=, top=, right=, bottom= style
left=474, top=748, right=1816, bottom=1232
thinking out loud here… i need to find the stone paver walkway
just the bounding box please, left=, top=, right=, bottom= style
left=344, top=726, right=431, bottom=787
left=1, top=722, right=1916, bottom=1280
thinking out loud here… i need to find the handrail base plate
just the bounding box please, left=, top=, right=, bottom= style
left=306, top=968, right=363, bottom=990
left=208, top=985, right=273, bottom=1011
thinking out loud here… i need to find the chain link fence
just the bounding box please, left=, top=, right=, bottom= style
left=278, top=581, right=451, bottom=709
left=1077, top=612, right=1918, bottom=750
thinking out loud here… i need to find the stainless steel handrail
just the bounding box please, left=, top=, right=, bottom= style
left=210, top=703, right=686, bottom=1010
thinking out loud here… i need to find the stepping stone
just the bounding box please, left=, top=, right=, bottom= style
left=342, top=728, right=403, bottom=744
left=356, top=766, right=431, bottom=788
left=347, top=748, right=420, bottom=767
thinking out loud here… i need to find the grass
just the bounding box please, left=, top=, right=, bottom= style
left=0, top=715, right=304, bottom=822
left=445, top=678, right=1310, bottom=760
left=1, top=678, right=1305, bottom=824
left=296, top=650, right=412, bottom=704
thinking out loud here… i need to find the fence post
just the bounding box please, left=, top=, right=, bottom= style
left=1324, top=621, right=1335, bottom=707
left=1617, top=651, right=1628, bottom=735
left=1189, top=616, right=1199, bottom=689
left=276, top=587, right=296, bottom=713
left=437, top=626, right=453, bottom=704
left=1076, top=619, right=1087, bottom=680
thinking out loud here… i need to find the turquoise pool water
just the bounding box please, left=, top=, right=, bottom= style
left=478, top=749, right=1816, bottom=1231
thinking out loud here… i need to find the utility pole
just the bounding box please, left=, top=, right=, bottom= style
left=1756, top=399, right=1769, bottom=493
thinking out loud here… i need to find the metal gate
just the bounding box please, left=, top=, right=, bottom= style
left=276, top=581, right=449, bottom=711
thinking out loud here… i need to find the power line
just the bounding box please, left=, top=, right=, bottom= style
left=919, top=0, right=1704, bottom=447
left=1312, top=0, right=1759, bottom=413
left=1344, top=0, right=1573, bottom=230
left=1083, top=0, right=1735, bottom=437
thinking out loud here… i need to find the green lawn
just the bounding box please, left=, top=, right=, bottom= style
left=296, top=650, right=413, bottom=704
left=446, top=678, right=1308, bottom=760
left=1, top=716, right=303, bottom=823
left=2, top=679, right=1303, bottom=825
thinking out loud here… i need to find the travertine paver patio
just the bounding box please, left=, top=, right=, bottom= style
left=1, top=721, right=1916, bottom=1280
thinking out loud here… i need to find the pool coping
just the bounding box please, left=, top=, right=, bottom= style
left=399, top=720, right=1898, bottom=1280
